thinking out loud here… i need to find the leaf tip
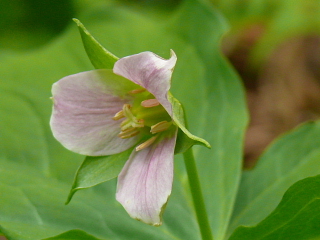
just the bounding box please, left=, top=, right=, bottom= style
left=202, top=140, right=211, bottom=149
left=65, top=189, right=77, bottom=205
left=72, top=18, right=80, bottom=25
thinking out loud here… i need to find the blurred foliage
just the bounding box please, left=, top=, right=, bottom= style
left=0, top=0, right=183, bottom=51
left=0, top=0, right=74, bottom=50
left=212, top=0, right=320, bottom=66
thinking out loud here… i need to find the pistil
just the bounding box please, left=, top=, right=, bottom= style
left=113, top=96, right=171, bottom=143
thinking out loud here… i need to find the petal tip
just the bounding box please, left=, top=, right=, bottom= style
left=169, top=49, right=177, bottom=61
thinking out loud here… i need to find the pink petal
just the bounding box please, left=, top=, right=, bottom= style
left=50, top=70, right=139, bottom=156
left=113, top=50, right=177, bottom=116
left=116, top=130, right=178, bottom=226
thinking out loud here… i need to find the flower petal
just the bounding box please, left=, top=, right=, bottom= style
left=50, top=69, right=139, bottom=156
left=116, top=130, right=178, bottom=226
left=113, top=50, right=177, bottom=116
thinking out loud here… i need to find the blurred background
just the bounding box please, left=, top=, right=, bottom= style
left=1, top=0, right=320, bottom=165
left=218, top=0, right=320, bottom=167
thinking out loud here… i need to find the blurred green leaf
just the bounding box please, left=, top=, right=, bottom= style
left=43, top=229, right=103, bottom=240
left=250, top=0, right=320, bottom=67
left=66, top=149, right=132, bottom=204
left=0, top=159, right=188, bottom=240
left=229, top=174, right=320, bottom=240
left=169, top=1, right=248, bottom=239
left=228, top=122, right=320, bottom=237
left=0, top=0, right=75, bottom=50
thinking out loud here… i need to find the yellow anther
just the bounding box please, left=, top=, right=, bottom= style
left=120, top=119, right=131, bottom=128
left=141, top=99, right=160, bottom=108
left=150, top=121, right=172, bottom=134
left=136, top=136, right=158, bottom=151
left=120, top=127, right=136, bottom=134
left=112, top=110, right=125, bottom=120
left=129, top=88, right=146, bottom=94
left=118, top=128, right=140, bottom=139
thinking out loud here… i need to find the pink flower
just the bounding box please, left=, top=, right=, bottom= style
left=50, top=51, right=178, bottom=225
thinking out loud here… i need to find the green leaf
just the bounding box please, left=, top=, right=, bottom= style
left=66, top=148, right=132, bottom=204
left=229, top=174, right=320, bottom=240
left=43, top=229, right=103, bottom=240
left=229, top=121, right=320, bottom=236
left=74, top=19, right=119, bottom=69
left=169, top=1, right=248, bottom=239
left=0, top=159, right=193, bottom=240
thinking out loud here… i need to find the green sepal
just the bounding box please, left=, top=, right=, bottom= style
left=169, top=93, right=211, bottom=154
left=73, top=19, right=119, bottom=69
left=42, top=229, right=103, bottom=240
left=66, top=148, right=133, bottom=204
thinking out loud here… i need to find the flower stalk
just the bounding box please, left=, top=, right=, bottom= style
left=183, top=147, right=213, bottom=240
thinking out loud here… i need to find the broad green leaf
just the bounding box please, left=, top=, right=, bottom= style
left=229, top=121, right=320, bottom=237
left=170, top=1, right=248, bottom=239
left=43, top=229, right=103, bottom=240
left=66, top=148, right=133, bottom=204
left=229, top=174, right=320, bottom=240
left=0, top=158, right=196, bottom=240
left=74, top=19, right=119, bottom=69
left=0, top=0, right=247, bottom=239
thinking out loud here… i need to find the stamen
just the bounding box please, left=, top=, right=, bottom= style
left=120, top=119, right=132, bottom=130
left=129, top=88, right=146, bottom=94
left=136, top=136, right=158, bottom=151
left=141, top=99, right=160, bottom=108
left=118, top=128, right=140, bottom=139
left=112, top=110, right=125, bottom=120
left=120, top=127, right=136, bottom=134
left=150, top=121, right=172, bottom=134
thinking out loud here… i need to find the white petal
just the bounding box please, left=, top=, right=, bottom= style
left=116, top=130, right=178, bottom=225
left=50, top=70, right=139, bottom=156
left=113, top=50, right=177, bottom=116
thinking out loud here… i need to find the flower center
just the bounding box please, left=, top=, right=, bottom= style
left=112, top=88, right=173, bottom=151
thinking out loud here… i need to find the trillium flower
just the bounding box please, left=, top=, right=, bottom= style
left=51, top=51, right=178, bottom=226
left=50, top=48, right=210, bottom=226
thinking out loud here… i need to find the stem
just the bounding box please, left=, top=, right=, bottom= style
left=183, top=148, right=213, bottom=240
